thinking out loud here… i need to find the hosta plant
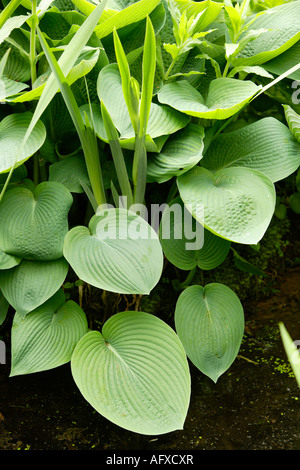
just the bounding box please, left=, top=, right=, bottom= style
left=0, top=0, right=300, bottom=435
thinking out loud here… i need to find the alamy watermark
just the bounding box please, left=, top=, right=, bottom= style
left=94, top=197, right=205, bottom=251
left=292, top=80, right=300, bottom=105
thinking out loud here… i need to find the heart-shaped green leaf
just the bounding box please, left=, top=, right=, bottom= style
left=160, top=197, right=230, bottom=271
left=71, top=310, right=191, bottom=435
left=147, top=124, right=205, bottom=183
left=0, top=112, right=46, bottom=173
left=175, top=283, right=244, bottom=382
left=157, top=78, right=260, bottom=120
left=64, top=208, right=164, bottom=294
left=0, top=258, right=69, bottom=318
left=0, top=181, right=73, bottom=260
left=201, top=117, right=300, bottom=183
left=177, top=166, right=276, bottom=245
left=10, top=289, right=88, bottom=377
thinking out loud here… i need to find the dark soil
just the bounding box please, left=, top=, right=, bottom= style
left=0, top=214, right=299, bottom=452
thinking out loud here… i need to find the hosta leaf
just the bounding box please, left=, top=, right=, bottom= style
left=0, top=258, right=69, bottom=318
left=49, top=154, right=91, bottom=193
left=10, top=289, right=88, bottom=377
left=147, top=123, right=204, bottom=183
left=96, top=64, right=190, bottom=147
left=0, top=182, right=73, bottom=260
left=202, top=117, right=300, bottom=183
left=233, top=1, right=300, bottom=66
left=177, top=166, right=276, bottom=245
left=175, top=283, right=244, bottom=382
left=0, top=77, right=28, bottom=101
left=160, top=197, right=230, bottom=271
left=157, top=78, right=261, bottom=120
left=0, top=14, right=29, bottom=45
left=63, top=207, right=164, bottom=294
left=283, top=105, right=300, bottom=143
left=263, top=40, right=300, bottom=81
left=0, top=42, right=31, bottom=83
left=0, top=289, right=9, bottom=326
left=0, top=112, right=46, bottom=173
left=0, top=249, right=20, bottom=270
left=71, top=310, right=191, bottom=435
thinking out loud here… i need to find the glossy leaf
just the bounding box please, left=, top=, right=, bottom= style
left=10, top=289, right=88, bottom=376
left=71, top=310, right=191, bottom=434
left=175, top=283, right=244, bottom=382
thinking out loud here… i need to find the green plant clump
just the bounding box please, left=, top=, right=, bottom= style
left=0, top=0, right=300, bottom=435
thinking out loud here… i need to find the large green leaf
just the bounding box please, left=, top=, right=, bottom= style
left=10, top=289, right=88, bottom=377
left=263, top=40, right=300, bottom=81
left=96, top=64, right=190, bottom=149
left=175, top=283, right=244, bottom=382
left=177, top=166, right=276, bottom=245
left=157, top=78, right=261, bottom=120
left=233, top=1, right=300, bottom=66
left=160, top=197, right=230, bottom=271
left=63, top=207, right=164, bottom=294
left=0, top=182, right=73, bottom=260
left=71, top=310, right=191, bottom=435
left=0, top=112, right=46, bottom=174
left=201, top=117, right=300, bottom=183
left=0, top=258, right=69, bottom=318
left=147, top=123, right=204, bottom=183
